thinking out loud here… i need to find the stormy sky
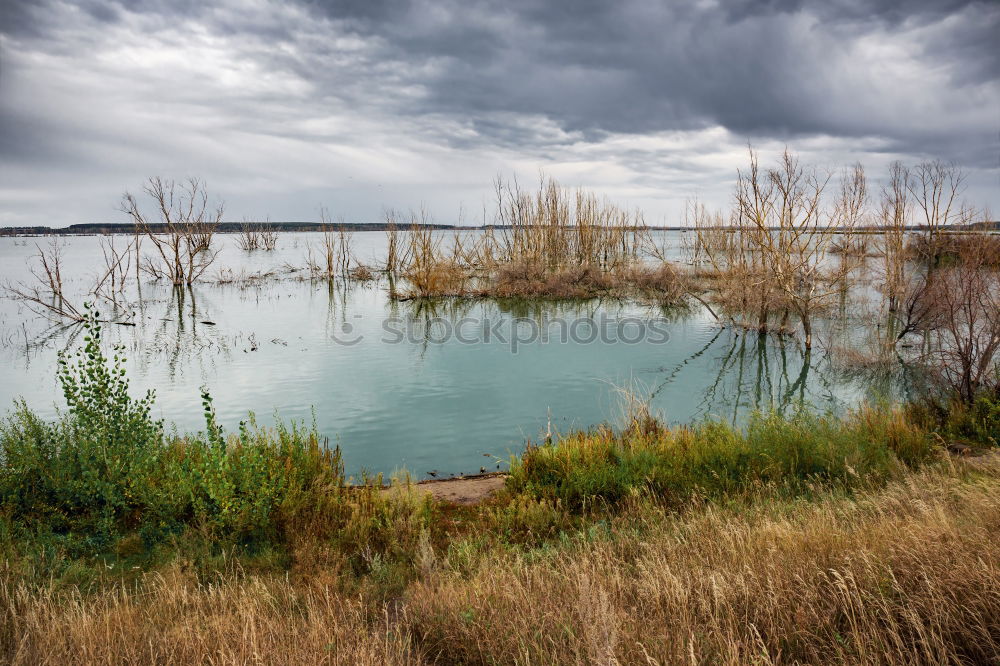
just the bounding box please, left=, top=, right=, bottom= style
left=1, top=0, right=998, bottom=226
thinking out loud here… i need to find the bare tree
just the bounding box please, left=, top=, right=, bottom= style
left=3, top=239, right=85, bottom=322
left=907, top=160, right=965, bottom=268
left=3, top=236, right=139, bottom=324
left=925, top=239, right=1000, bottom=403
left=764, top=150, right=836, bottom=348
left=876, top=162, right=910, bottom=319
left=120, top=177, right=223, bottom=286
left=697, top=148, right=862, bottom=348
left=93, top=235, right=136, bottom=308
left=384, top=209, right=402, bottom=275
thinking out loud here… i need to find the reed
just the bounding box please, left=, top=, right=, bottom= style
left=236, top=219, right=278, bottom=251
left=491, top=175, right=644, bottom=270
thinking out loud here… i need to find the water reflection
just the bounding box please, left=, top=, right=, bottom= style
left=0, top=232, right=895, bottom=477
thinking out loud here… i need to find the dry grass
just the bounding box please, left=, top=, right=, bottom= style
left=489, top=262, right=686, bottom=303
left=407, top=462, right=1000, bottom=665
left=492, top=260, right=612, bottom=299
left=3, top=462, right=998, bottom=665
left=0, top=565, right=421, bottom=665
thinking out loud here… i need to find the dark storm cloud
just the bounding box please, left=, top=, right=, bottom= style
left=720, top=0, right=976, bottom=24
left=0, top=0, right=42, bottom=37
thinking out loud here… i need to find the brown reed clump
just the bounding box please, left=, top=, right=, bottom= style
left=390, top=175, right=673, bottom=301
left=491, top=260, right=612, bottom=299
left=399, top=223, right=471, bottom=298
left=349, top=264, right=377, bottom=282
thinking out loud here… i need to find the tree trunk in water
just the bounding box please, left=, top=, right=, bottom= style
left=757, top=308, right=769, bottom=332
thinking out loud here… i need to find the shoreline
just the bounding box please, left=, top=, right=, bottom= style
left=5, top=223, right=992, bottom=237
left=392, top=471, right=508, bottom=505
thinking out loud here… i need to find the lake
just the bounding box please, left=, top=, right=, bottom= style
left=0, top=231, right=893, bottom=478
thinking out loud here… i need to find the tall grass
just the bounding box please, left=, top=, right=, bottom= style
left=0, top=565, right=421, bottom=664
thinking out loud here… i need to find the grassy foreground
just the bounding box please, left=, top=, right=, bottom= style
left=3, top=463, right=998, bottom=664
left=2, top=315, right=999, bottom=664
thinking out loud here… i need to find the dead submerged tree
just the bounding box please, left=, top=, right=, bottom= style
left=120, top=177, right=222, bottom=286
left=3, top=239, right=85, bottom=322
left=3, top=238, right=137, bottom=325
left=870, top=161, right=981, bottom=351
left=923, top=240, right=1000, bottom=403
left=695, top=148, right=862, bottom=349
left=907, top=160, right=967, bottom=270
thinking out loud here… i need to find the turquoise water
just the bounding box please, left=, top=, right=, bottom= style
left=0, top=232, right=881, bottom=478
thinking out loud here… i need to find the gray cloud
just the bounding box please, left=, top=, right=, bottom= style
left=0, top=0, right=997, bottom=225
left=272, top=0, right=1000, bottom=150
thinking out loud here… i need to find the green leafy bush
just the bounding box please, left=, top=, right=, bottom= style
left=912, top=391, right=1000, bottom=448
left=1, top=307, right=162, bottom=543
left=0, top=310, right=389, bottom=560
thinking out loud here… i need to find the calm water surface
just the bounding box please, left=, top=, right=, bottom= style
left=0, top=231, right=891, bottom=478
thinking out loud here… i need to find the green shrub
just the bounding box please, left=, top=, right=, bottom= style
left=959, top=393, right=1000, bottom=446
left=0, top=311, right=382, bottom=562
left=507, top=406, right=938, bottom=509
left=913, top=391, right=1000, bottom=447
left=0, top=307, right=162, bottom=543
